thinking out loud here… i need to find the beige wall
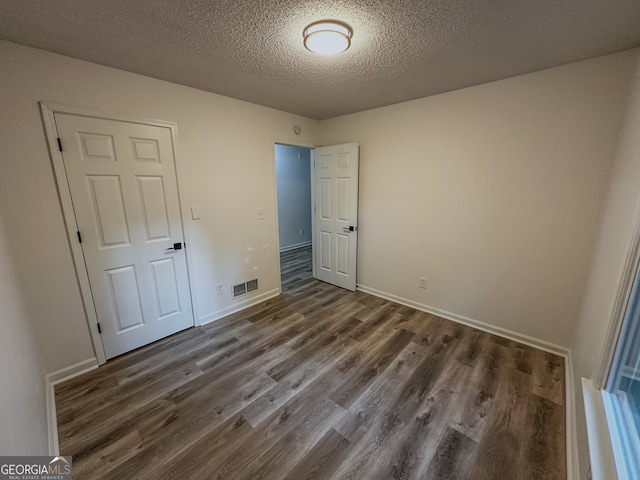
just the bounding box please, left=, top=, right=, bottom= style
left=0, top=40, right=319, bottom=374
left=2, top=37, right=639, bottom=466
left=319, top=50, right=637, bottom=348
left=571, top=51, right=640, bottom=475
left=0, top=210, right=48, bottom=455
left=573, top=52, right=640, bottom=384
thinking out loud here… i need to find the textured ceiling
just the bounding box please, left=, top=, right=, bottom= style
left=1, top=1, right=640, bottom=119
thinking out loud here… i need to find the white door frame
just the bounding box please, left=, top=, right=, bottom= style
left=271, top=138, right=317, bottom=292
left=40, top=102, right=197, bottom=365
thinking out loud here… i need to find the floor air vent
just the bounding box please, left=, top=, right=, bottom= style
left=233, top=282, right=247, bottom=298
left=232, top=279, right=258, bottom=298
left=246, top=279, right=258, bottom=293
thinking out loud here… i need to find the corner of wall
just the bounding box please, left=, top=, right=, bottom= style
left=45, top=358, right=99, bottom=455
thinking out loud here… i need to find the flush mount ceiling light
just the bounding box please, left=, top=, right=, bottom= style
left=303, top=20, right=353, bottom=56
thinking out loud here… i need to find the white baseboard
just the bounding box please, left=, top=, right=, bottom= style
left=46, top=358, right=99, bottom=386
left=198, top=288, right=281, bottom=326
left=46, top=380, right=59, bottom=456
left=45, top=357, right=99, bottom=456
left=279, top=241, right=312, bottom=253
left=356, top=284, right=569, bottom=356
left=565, top=353, right=580, bottom=480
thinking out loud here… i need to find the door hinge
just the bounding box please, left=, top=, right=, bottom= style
left=77, top=231, right=82, bottom=243
left=97, top=323, right=102, bottom=334
left=57, top=138, right=63, bottom=152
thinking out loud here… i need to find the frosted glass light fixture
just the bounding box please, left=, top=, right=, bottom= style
left=303, top=20, right=353, bottom=55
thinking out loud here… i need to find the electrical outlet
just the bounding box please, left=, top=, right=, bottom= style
left=216, top=283, right=224, bottom=295
left=419, top=277, right=427, bottom=290
left=257, top=208, right=265, bottom=220
left=299, top=229, right=304, bottom=236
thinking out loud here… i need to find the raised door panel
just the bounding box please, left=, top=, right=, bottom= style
left=337, top=233, right=349, bottom=276
left=320, top=154, right=331, bottom=170
left=79, top=133, right=116, bottom=162
left=338, top=152, right=350, bottom=168
left=337, top=177, right=350, bottom=223
left=320, top=231, right=332, bottom=271
left=137, top=176, right=171, bottom=241
left=150, top=258, right=181, bottom=319
left=87, top=175, right=131, bottom=248
left=131, top=138, right=161, bottom=163
left=106, top=265, right=145, bottom=332
left=320, top=178, right=332, bottom=220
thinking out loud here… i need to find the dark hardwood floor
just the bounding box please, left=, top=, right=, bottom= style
left=55, top=246, right=566, bottom=479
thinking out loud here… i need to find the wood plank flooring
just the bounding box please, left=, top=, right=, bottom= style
left=55, top=246, right=566, bottom=479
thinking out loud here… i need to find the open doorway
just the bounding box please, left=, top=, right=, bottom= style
left=275, top=143, right=314, bottom=289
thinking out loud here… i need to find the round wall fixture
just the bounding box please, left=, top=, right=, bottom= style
left=293, top=125, right=302, bottom=135
left=303, top=20, right=353, bottom=56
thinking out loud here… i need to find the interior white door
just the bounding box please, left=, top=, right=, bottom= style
left=314, top=143, right=359, bottom=291
left=54, top=113, right=194, bottom=359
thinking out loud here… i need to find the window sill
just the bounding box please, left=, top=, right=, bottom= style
left=601, top=387, right=640, bottom=480
left=582, top=378, right=618, bottom=479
